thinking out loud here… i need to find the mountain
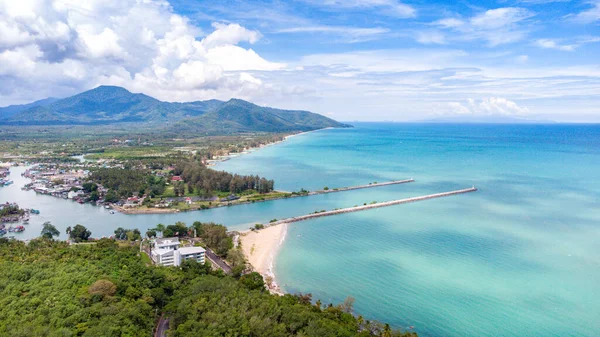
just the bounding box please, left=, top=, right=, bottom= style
left=0, top=86, right=349, bottom=132
left=171, top=99, right=348, bottom=134
left=0, top=97, right=59, bottom=119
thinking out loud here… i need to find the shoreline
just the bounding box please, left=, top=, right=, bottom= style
left=240, top=223, right=289, bottom=295
left=207, top=127, right=333, bottom=167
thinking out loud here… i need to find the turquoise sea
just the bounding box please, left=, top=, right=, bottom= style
left=217, top=123, right=600, bottom=337
left=2, top=123, right=599, bottom=336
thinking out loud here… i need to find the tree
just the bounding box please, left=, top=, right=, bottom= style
left=82, top=182, right=98, bottom=193
left=163, top=222, right=188, bottom=237
left=114, top=227, right=141, bottom=241
left=146, top=229, right=157, bottom=238
left=340, top=296, right=355, bottom=313
left=40, top=222, right=60, bottom=239
left=69, top=224, right=91, bottom=242
left=88, top=279, right=117, bottom=298
left=239, top=272, right=265, bottom=291
left=104, top=189, right=119, bottom=203
left=89, top=190, right=100, bottom=202
left=155, top=223, right=166, bottom=236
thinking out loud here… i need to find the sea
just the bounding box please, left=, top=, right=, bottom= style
left=1, top=123, right=599, bottom=336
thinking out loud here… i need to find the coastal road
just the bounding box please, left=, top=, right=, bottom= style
left=205, top=248, right=233, bottom=274
left=155, top=314, right=169, bottom=337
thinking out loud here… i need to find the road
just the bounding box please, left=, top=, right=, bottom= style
left=205, top=247, right=232, bottom=274
left=155, top=314, right=169, bottom=337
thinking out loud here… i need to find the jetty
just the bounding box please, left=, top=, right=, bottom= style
left=266, top=187, right=477, bottom=227
left=305, top=179, right=414, bottom=196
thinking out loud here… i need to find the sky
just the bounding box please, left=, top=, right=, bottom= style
left=0, top=0, right=599, bottom=122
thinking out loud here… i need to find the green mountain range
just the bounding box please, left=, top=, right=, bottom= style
left=0, top=86, right=350, bottom=133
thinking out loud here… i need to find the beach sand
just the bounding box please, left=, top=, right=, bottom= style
left=240, top=224, right=288, bottom=294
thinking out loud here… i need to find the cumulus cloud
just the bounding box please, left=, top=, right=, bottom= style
left=448, top=98, right=529, bottom=116
left=0, top=0, right=285, bottom=104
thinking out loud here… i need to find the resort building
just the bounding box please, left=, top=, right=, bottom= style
left=150, top=237, right=205, bottom=267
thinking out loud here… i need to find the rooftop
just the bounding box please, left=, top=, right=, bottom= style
left=178, top=246, right=206, bottom=255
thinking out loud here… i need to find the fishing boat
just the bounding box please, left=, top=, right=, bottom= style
left=8, top=226, right=14, bottom=232
left=13, top=225, right=25, bottom=232
left=0, top=229, right=6, bottom=236
left=30, top=209, right=40, bottom=214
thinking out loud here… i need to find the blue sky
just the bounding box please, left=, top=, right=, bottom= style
left=0, top=0, right=598, bottom=121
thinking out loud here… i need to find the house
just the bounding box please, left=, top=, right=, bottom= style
left=124, top=196, right=141, bottom=208
left=171, top=176, right=183, bottom=182
left=150, top=237, right=205, bottom=267
left=185, top=197, right=192, bottom=205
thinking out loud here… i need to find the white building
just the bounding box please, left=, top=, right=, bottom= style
left=151, top=237, right=205, bottom=267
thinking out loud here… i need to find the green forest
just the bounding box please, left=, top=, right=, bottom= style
left=0, top=238, right=416, bottom=337
left=174, top=160, right=275, bottom=195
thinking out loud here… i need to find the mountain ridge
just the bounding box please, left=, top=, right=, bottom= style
left=0, top=86, right=350, bottom=133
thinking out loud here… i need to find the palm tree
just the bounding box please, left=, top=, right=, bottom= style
left=154, top=223, right=165, bottom=237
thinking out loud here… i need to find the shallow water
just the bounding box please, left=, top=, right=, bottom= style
left=220, top=123, right=600, bottom=337
left=2, top=123, right=599, bottom=336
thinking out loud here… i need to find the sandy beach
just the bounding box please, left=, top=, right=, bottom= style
left=240, top=223, right=288, bottom=294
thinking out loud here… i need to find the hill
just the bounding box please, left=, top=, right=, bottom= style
left=0, top=86, right=350, bottom=133
left=0, top=238, right=416, bottom=337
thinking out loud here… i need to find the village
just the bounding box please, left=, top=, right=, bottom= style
left=15, top=160, right=273, bottom=214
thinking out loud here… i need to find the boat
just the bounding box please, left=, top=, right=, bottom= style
left=30, top=209, right=40, bottom=214
left=105, top=205, right=111, bottom=209
left=8, top=226, right=14, bottom=232
left=13, top=225, right=25, bottom=232
left=0, top=229, right=6, bottom=236
left=110, top=211, right=115, bottom=214
left=22, top=218, right=29, bottom=223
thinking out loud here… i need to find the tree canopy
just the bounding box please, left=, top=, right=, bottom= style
left=40, top=221, right=60, bottom=239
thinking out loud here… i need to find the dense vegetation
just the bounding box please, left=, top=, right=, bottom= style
left=175, top=160, right=275, bottom=195
left=0, top=238, right=416, bottom=337
left=88, top=168, right=167, bottom=198
left=0, top=205, right=24, bottom=217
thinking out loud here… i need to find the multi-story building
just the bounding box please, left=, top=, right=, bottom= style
left=150, top=237, right=205, bottom=267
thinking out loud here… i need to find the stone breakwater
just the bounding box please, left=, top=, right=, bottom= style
left=267, top=187, right=478, bottom=227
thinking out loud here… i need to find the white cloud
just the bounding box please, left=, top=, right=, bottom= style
left=533, top=36, right=600, bottom=51
left=567, top=0, right=600, bottom=23
left=276, top=25, right=390, bottom=43
left=201, top=22, right=261, bottom=49
left=431, top=8, right=534, bottom=46
left=0, top=0, right=284, bottom=104
left=448, top=97, right=529, bottom=116
left=304, top=0, right=416, bottom=18
left=416, top=31, right=447, bottom=44
left=534, top=39, right=575, bottom=51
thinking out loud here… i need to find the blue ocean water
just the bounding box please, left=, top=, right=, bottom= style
left=2, top=123, right=599, bottom=336
left=217, top=123, right=600, bottom=337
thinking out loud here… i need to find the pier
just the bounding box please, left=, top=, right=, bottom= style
left=266, top=187, right=477, bottom=227
left=305, top=179, right=414, bottom=196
